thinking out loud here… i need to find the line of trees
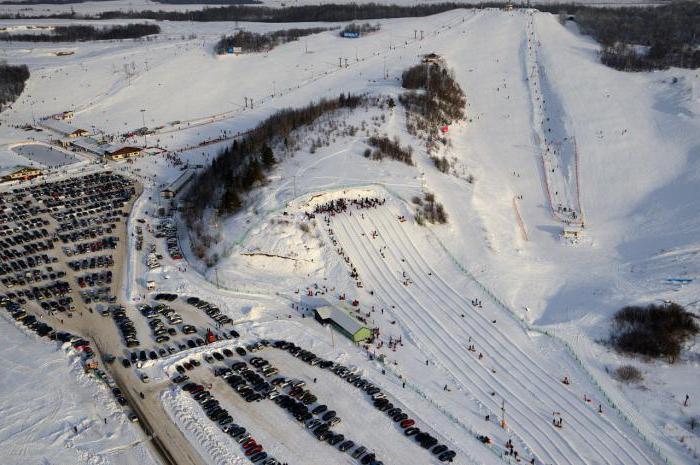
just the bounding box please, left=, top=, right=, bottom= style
left=340, top=22, right=381, bottom=36
left=184, top=94, right=364, bottom=258
left=0, top=0, right=111, bottom=4
left=153, top=0, right=259, bottom=4
left=3, top=2, right=505, bottom=22
left=0, top=61, right=30, bottom=110
left=0, top=24, right=160, bottom=42
left=214, top=27, right=331, bottom=54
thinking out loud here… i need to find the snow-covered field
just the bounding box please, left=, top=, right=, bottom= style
left=0, top=316, right=160, bottom=465
left=0, top=5, right=698, bottom=465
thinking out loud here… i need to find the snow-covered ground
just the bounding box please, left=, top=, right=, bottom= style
left=0, top=316, right=160, bottom=465
left=0, top=6, right=698, bottom=465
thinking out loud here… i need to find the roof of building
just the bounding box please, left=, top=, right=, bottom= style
left=71, top=137, right=107, bottom=155
left=314, top=304, right=368, bottom=336
left=164, top=170, right=194, bottom=193
left=1, top=165, right=41, bottom=177
left=107, top=146, right=141, bottom=156
left=39, top=119, right=78, bottom=136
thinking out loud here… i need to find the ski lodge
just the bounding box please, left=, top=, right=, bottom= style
left=105, top=146, right=141, bottom=161
left=313, top=302, right=372, bottom=343
left=1, top=166, right=43, bottom=183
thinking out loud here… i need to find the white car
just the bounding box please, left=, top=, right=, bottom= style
left=140, top=373, right=150, bottom=383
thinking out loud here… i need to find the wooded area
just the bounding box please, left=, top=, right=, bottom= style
left=184, top=94, right=364, bottom=260
left=0, top=24, right=160, bottom=42
left=215, top=27, right=331, bottom=54
left=0, top=61, right=30, bottom=110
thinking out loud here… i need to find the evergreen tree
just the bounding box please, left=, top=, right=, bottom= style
left=219, top=186, right=241, bottom=214
left=261, top=143, right=275, bottom=167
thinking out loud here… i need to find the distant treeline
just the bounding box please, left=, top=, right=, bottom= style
left=0, top=0, right=111, bottom=4
left=184, top=94, right=364, bottom=260
left=2, top=2, right=500, bottom=22
left=152, top=0, right=260, bottom=3
left=571, top=1, right=699, bottom=70
left=0, top=23, right=160, bottom=42
left=0, top=61, right=30, bottom=110
left=215, top=27, right=331, bottom=54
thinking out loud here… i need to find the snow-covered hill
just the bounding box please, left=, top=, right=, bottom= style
left=0, top=6, right=698, bottom=465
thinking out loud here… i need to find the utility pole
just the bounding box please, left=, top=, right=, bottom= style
left=215, top=267, right=220, bottom=289
left=140, top=109, right=147, bottom=147
left=420, top=30, right=424, bottom=40
left=414, top=30, right=417, bottom=39
left=344, top=58, right=348, bottom=68
left=244, top=96, right=248, bottom=109
left=339, top=57, right=342, bottom=68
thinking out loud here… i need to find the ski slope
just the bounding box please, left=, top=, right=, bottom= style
left=0, top=5, right=698, bottom=465
left=329, top=201, right=657, bottom=465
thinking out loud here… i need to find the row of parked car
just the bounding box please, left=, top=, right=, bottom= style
left=2, top=266, right=66, bottom=288
left=177, top=377, right=280, bottom=464
left=269, top=340, right=456, bottom=463
left=3, top=299, right=55, bottom=337
left=209, top=345, right=384, bottom=464
left=185, top=296, right=233, bottom=326
left=80, top=286, right=115, bottom=304
left=111, top=305, right=140, bottom=348
left=157, top=219, right=182, bottom=260
left=0, top=252, right=57, bottom=277
left=68, top=254, right=114, bottom=272
left=63, top=236, right=119, bottom=256
left=77, top=270, right=112, bottom=288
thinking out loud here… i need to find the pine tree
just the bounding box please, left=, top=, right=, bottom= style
left=219, top=186, right=241, bottom=214
left=261, top=143, right=275, bottom=167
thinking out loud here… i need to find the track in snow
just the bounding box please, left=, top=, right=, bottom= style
left=329, top=203, right=656, bottom=465
left=523, top=12, right=583, bottom=227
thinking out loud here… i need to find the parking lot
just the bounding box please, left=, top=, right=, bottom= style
left=0, top=172, right=139, bottom=315
left=150, top=338, right=454, bottom=465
